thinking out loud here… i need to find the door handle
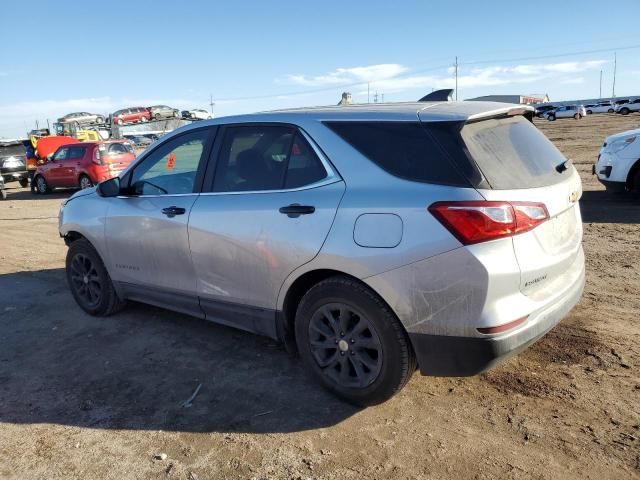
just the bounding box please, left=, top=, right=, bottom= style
left=162, top=206, right=186, bottom=217
left=279, top=204, right=315, bottom=218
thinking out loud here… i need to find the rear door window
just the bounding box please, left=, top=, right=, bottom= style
left=212, top=125, right=327, bottom=192
left=460, top=116, right=569, bottom=189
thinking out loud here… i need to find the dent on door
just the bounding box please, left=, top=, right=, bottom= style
left=188, top=181, right=345, bottom=335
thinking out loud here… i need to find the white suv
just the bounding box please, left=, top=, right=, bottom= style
left=545, top=105, right=586, bottom=121
left=615, top=99, right=640, bottom=115
left=586, top=101, right=615, bottom=114
left=594, top=128, right=640, bottom=192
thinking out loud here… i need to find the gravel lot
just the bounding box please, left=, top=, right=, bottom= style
left=0, top=114, right=638, bottom=479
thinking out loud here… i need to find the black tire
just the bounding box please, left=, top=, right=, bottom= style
left=97, top=116, right=105, bottom=124
left=586, top=110, right=592, bottom=115
left=548, top=114, right=556, bottom=121
left=620, top=108, right=630, bottom=115
left=295, top=276, right=416, bottom=406
left=35, top=175, right=50, bottom=194
left=19, top=178, right=29, bottom=188
left=154, top=113, right=161, bottom=120
left=608, top=108, right=614, bottom=113
left=79, top=174, right=93, bottom=190
left=0, top=189, right=6, bottom=200
left=66, top=239, right=126, bottom=316
left=632, top=168, right=640, bottom=193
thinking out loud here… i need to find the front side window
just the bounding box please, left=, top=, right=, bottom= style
left=53, top=148, right=69, bottom=161
left=212, top=125, right=327, bottom=192
left=130, top=129, right=208, bottom=195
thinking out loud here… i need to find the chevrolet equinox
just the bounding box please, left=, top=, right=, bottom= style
left=59, top=102, right=585, bottom=405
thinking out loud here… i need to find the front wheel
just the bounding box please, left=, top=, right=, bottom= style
left=19, top=178, right=29, bottom=188
left=547, top=114, right=556, bottom=121
left=608, top=108, right=614, bottom=113
left=66, top=239, right=126, bottom=316
left=295, top=276, right=416, bottom=406
left=0, top=189, right=6, bottom=200
left=620, top=108, right=630, bottom=115
left=35, top=175, right=50, bottom=194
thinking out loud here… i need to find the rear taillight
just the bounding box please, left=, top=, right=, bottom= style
left=428, top=201, right=549, bottom=245
left=93, top=148, right=102, bottom=165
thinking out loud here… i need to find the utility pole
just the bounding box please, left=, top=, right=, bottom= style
left=612, top=52, right=617, bottom=98
left=454, top=56, right=459, bottom=101
left=367, top=82, right=370, bottom=104
left=599, top=70, right=602, bottom=99
left=373, top=92, right=378, bottom=103
left=209, top=94, right=215, bottom=115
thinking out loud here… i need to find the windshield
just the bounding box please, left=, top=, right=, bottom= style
left=0, top=144, right=25, bottom=158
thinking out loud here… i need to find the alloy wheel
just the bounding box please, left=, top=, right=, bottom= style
left=308, top=302, right=383, bottom=388
left=80, top=176, right=92, bottom=189
left=69, top=253, right=102, bottom=308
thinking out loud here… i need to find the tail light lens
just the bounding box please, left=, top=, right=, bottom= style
left=93, top=148, right=103, bottom=165
left=428, top=201, right=549, bottom=245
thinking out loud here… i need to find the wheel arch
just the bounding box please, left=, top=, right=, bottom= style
left=626, top=159, right=640, bottom=191
left=277, top=268, right=402, bottom=354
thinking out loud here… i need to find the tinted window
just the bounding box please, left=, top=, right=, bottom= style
left=67, top=147, right=85, bottom=159
left=461, top=116, right=569, bottom=189
left=131, top=130, right=208, bottom=195
left=53, top=148, right=69, bottom=160
left=325, top=122, right=470, bottom=186
left=285, top=133, right=327, bottom=188
left=107, top=143, right=133, bottom=154
left=214, top=126, right=291, bottom=192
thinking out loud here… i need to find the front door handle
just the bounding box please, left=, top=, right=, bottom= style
left=279, top=204, right=315, bottom=218
left=162, top=206, right=186, bottom=217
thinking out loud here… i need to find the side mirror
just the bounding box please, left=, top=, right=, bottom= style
left=97, top=177, right=121, bottom=197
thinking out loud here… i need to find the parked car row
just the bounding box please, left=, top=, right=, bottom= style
left=535, top=98, right=640, bottom=120
left=57, top=105, right=214, bottom=128
left=0, top=140, right=29, bottom=188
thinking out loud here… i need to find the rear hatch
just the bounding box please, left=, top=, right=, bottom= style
left=420, top=112, right=583, bottom=298
left=98, top=141, right=136, bottom=175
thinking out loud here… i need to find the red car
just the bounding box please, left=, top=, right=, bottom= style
left=33, top=140, right=135, bottom=194
left=111, top=107, right=151, bottom=125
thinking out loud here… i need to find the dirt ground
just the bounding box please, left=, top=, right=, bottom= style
left=0, top=113, right=638, bottom=480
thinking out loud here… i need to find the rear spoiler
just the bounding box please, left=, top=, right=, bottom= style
left=466, top=105, right=535, bottom=124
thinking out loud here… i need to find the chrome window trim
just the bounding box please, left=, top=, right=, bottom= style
left=198, top=177, right=343, bottom=197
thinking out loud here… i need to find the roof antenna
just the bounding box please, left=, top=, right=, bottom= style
left=418, top=89, right=454, bottom=102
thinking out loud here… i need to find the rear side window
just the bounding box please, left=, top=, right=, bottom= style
left=67, top=147, right=85, bottom=159
left=461, top=116, right=569, bottom=189
left=106, top=142, right=133, bottom=154
left=324, top=122, right=470, bottom=187
left=212, top=126, right=327, bottom=192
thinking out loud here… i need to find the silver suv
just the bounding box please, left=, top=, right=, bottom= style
left=59, top=102, right=585, bottom=405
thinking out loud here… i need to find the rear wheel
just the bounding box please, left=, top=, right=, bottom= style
left=66, top=239, right=126, bottom=316
left=35, top=175, right=50, bottom=194
left=0, top=189, right=6, bottom=200
left=117, top=118, right=124, bottom=125
left=154, top=113, right=161, bottom=120
left=79, top=175, right=93, bottom=190
left=295, top=276, right=416, bottom=406
left=573, top=113, right=580, bottom=120
left=547, top=114, right=556, bottom=121
left=19, top=178, right=29, bottom=188
left=586, top=110, right=592, bottom=115
left=620, top=107, right=630, bottom=115
left=608, top=108, right=614, bottom=113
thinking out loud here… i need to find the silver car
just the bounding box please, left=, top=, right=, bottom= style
left=149, top=105, right=181, bottom=120
left=59, top=102, right=585, bottom=405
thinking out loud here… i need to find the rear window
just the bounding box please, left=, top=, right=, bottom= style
left=460, top=116, right=569, bottom=189
left=325, top=122, right=470, bottom=187
left=0, top=144, right=25, bottom=158
left=104, top=142, right=133, bottom=154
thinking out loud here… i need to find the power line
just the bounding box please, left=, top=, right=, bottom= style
left=210, top=43, right=640, bottom=104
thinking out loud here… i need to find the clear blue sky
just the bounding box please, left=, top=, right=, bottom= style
left=1, top=0, right=639, bottom=137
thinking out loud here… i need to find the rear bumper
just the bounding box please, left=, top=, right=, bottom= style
left=597, top=178, right=626, bottom=192
left=410, top=259, right=585, bottom=376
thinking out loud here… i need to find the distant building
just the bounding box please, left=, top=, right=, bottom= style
left=468, top=94, right=550, bottom=105
left=337, top=92, right=353, bottom=106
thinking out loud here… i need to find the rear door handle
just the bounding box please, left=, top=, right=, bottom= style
left=279, top=204, right=315, bottom=218
left=162, top=206, right=186, bottom=217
